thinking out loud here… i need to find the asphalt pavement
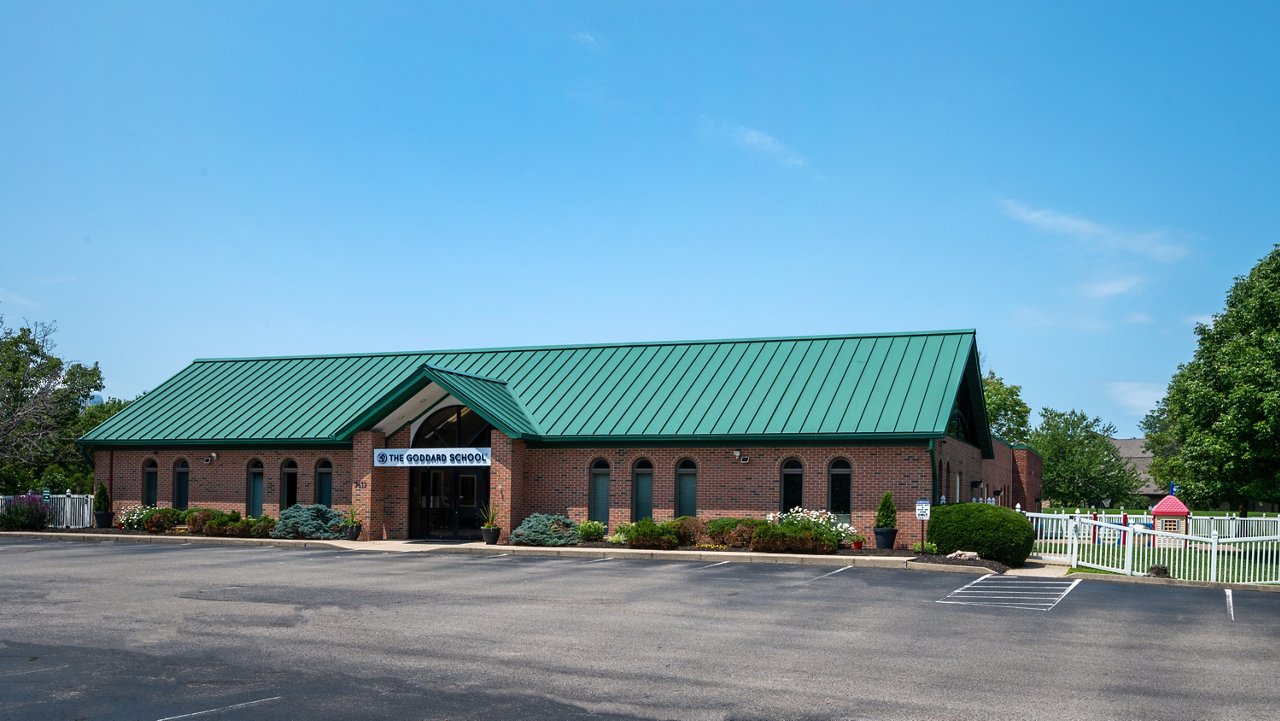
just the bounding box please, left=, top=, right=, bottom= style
left=0, top=538, right=1276, bottom=721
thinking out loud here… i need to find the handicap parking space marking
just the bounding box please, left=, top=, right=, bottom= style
left=937, top=574, right=1081, bottom=611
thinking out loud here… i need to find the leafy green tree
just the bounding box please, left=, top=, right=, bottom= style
left=1029, top=408, right=1142, bottom=508
left=1143, top=246, right=1280, bottom=515
left=0, top=318, right=112, bottom=494
left=982, top=370, right=1032, bottom=444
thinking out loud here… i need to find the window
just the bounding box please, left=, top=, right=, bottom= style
left=280, top=460, right=298, bottom=510
left=142, top=460, right=158, bottom=506
left=675, top=459, right=697, bottom=518
left=172, top=459, right=190, bottom=511
left=828, top=459, right=851, bottom=516
left=781, top=458, right=803, bottom=512
left=589, top=459, right=610, bottom=524
left=632, top=459, right=653, bottom=522
left=315, top=459, right=333, bottom=507
left=247, top=459, right=264, bottom=517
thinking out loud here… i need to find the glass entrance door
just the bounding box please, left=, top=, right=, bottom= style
left=409, top=468, right=488, bottom=539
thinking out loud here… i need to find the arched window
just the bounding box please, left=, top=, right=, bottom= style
left=280, top=460, right=298, bottom=510
left=172, top=459, right=189, bottom=511
left=246, top=459, right=264, bottom=517
left=142, top=460, right=158, bottom=506
left=675, top=459, right=697, bottom=518
left=781, top=458, right=803, bottom=512
left=828, top=459, right=851, bottom=517
left=632, top=459, right=653, bottom=522
left=589, top=459, right=611, bottom=524
left=315, top=459, right=333, bottom=507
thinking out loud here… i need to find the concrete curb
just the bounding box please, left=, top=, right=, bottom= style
left=0, top=532, right=1015, bottom=577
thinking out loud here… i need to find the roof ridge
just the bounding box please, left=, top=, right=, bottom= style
left=421, top=363, right=508, bottom=385
left=190, top=329, right=978, bottom=363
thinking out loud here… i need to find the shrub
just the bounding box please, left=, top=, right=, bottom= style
left=93, top=483, right=111, bottom=514
left=749, top=523, right=838, bottom=554
left=0, top=493, right=55, bottom=531
left=927, top=503, right=1035, bottom=567
left=200, top=510, right=242, bottom=537
left=510, top=513, right=579, bottom=546
left=874, top=492, right=897, bottom=529
left=627, top=518, right=678, bottom=550
left=250, top=516, right=276, bottom=538
left=911, top=541, right=939, bottom=554
left=577, top=519, right=607, bottom=543
left=725, top=518, right=770, bottom=548
left=604, top=521, right=634, bottom=544
left=671, top=516, right=706, bottom=546
left=144, top=507, right=182, bottom=534
left=705, top=518, right=741, bottom=544
left=767, top=508, right=858, bottom=544
left=118, top=505, right=155, bottom=530
left=185, top=508, right=223, bottom=534
left=270, top=504, right=344, bottom=540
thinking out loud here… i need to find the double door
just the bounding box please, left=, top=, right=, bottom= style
left=409, top=468, right=488, bottom=539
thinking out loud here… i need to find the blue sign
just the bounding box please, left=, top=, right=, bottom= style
left=1169, top=482, right=1178, bottom=495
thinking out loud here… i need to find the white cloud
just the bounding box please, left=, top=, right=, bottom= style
left=1081, top=275, right=1146, bottom=299
left=697, top=116, right=807, bottom=167
left=1108, top=381, right=1165, bottom=416
left=1000, top=200, right=1188, bottom=262
left=0, top=288, right=37, bottom=307
left=1124, top=311, right=1155, bottom=325
left=570, top=31, right=604, bottom=51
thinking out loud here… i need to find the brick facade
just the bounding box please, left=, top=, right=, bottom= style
left=94, top=427, right=1042, bottom=549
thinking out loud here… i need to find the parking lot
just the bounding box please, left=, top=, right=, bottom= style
left=1, top=538, right=1277, bottom=721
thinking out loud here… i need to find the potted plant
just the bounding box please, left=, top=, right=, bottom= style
left=479, top=503, right=500, bottom=545
left=340, top=506, right=362, bottom=540
left=93, top=483, right=114, bottom=529
left=873, top=491, right=898, bottom=549
left=849, top=532, right=867, bottom=550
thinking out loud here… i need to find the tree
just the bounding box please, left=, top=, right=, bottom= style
left=1143, top=246, right=1280, bottom=515
left=0, top=318, right=106, bottom=495
left=1029, top=407, right=1142, bottom=508
left=982, top=370, right=1032, bottom=444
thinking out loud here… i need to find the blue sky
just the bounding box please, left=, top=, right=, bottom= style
left=2, top=2, right=1277, bottom=437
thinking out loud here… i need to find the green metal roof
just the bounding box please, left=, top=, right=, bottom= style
left=81, top=330, right=991, bottom=453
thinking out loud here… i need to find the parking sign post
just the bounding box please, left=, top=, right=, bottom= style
left=915, top=499, right=931, bottom=550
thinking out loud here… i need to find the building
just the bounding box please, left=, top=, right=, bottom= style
left=1110, top=437, right=1162, bottom=505
left=79, top=330, right=1042, bottom=547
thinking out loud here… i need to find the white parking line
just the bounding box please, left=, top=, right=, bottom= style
left=1226, top=589, right=1234, bottom=621
left=477, top=553, right=510, bottom=560
left=938, top=575, right=1081, bottom=611
left=155, top=696, right=281, bottom=721
left=0, top=664, right=69, bottom=678
left=585, top=557, right=611, bottom=563
left=811, top=566, right=852, bottom=581
left=696, top=560, right=731, bottom=570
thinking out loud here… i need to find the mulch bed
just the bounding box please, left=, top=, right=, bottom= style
left=578, top=541, right=1006, bottom=572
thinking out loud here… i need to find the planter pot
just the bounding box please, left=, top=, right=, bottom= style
left=481, top=526, right=501, bottom=545
left=344, top=523, right=362, bottom=541
left=94, top=511, right=115, bottom=529
left=851, top=541, right=864, bottom=550
left=873, top=528, right=898, bottom=549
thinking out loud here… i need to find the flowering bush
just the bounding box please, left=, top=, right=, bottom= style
left=0, top=493, right=56, bottom=531
left=766, top=507, right=859, bottom=543
left=577, top=519, right=607, bottom=542
left=118, top=505, right=156, bottom=530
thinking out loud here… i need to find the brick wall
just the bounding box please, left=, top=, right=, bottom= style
left=934, top=437, right=984, bottom=505
left=1012, top=447, right=1044, bottom=512
left=512, top=443, right=935, bottom=548
left=93, top=447, right=354, bottom=517
left=981, top=442, right=1015, bottom=507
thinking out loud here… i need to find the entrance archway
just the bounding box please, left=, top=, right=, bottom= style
left=407, top=405, right=492, bottom=539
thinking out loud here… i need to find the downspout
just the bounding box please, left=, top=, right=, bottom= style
left=928, top=439, right=937, bottom=505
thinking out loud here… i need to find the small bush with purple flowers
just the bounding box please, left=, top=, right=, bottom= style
left=0, top=493, right=56, bottom=531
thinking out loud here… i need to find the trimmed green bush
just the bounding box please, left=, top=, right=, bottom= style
left=604, top=521, right=634, bottom=544
left=874, top=491, right=897, bottom=529
left=927, top=503, right=1035, bottom=567
left=250, top=516, right=276, bottom=538
left=577, top=519, right=607, bottom=542
left=144, top=507, right=183, bottom=534
left=627, top=518, right=678, bottom=550
left=725, top=518, right=769, bottom=548
left=749, top=523, right=838, bottom=554
left=671, top=516, right=705, bottom=546
left=270, top=504, right=344, bottom=539
left=510, top=513, right=579, bottom=546
left=705, top=517, right=741, bottom=544
left=93, top=483, right=111, bottom=514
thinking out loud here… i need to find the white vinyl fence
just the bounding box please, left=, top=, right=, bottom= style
left=1024, top=512, right=1280, bottom=585
left=0, top=494, right=94, bottom=529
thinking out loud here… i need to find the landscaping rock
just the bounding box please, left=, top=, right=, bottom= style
left=947, top=550, right=980, bottom=561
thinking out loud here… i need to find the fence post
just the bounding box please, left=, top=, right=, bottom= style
left=1124, top=518, right=1135, bottom=576
left=1210, top=530, right=1219, bottom=583
left=1068, top=518, right=1078, bottom=568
